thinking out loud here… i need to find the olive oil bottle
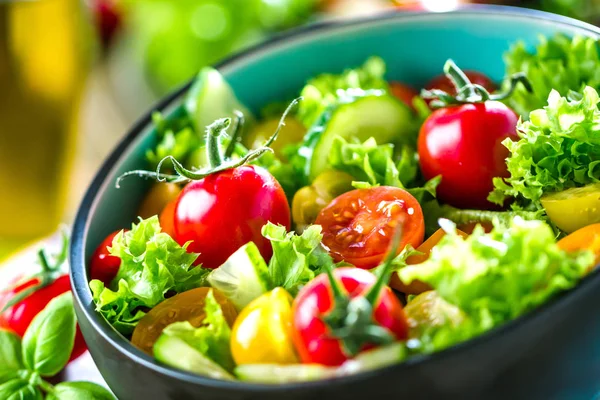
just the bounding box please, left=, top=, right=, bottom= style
left=0, top=0, right=89, bottom=258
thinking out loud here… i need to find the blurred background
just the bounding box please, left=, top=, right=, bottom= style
left=0, top=0, right=598, bottom=261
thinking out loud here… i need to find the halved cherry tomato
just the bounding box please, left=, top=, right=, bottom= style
left=231, top=288, right=298, bottom=365
left=174, top=165, right=290, bottom=269
left=0, top=275, right=87, bottom=362
left=90, top=230, right=123, bottom=285
left=541, top=183, right=600, bottom=234
left=293, top=267, right=408, bottom=366
left=425, top=70, right=496, bottom=99
left=131, top=288, right=237, bottom=355
left=137, top=182, right=181, bottom=220
left=557, top=223, right=600, bottom=271
left=390, top=81, right=419, bottom=112
left=315, top=186, right=425, bottom=269
left=390, top=228, right=468, bottom=294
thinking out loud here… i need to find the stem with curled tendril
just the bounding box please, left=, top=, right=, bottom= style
left=116, top=97, right=301, bottom=188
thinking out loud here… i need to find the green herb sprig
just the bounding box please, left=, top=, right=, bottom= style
left=0, top=293, right=115, bottom=399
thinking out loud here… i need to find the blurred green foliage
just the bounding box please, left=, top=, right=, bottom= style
left=122, top=0, right=320, bottom=95
left=536, top=0, right=600, bottom=22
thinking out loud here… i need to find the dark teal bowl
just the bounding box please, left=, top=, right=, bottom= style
left=70, top=6, right=600, bottom=400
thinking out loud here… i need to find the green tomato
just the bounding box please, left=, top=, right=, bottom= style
left=541, top=183, right=600, bottom=233
left=291, top=170, right=354, bottom=231
left=404, top=291, right=465, bottom=340
left=243, top=117, right=306, bottom=160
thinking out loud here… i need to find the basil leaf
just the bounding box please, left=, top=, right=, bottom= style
left=0, top=330, right=23, bottom=383
left=0, top=379, right=42, bottom=400
left=22, top=292, right=76, bottom=376
left=46, top=382, right=115, bottom=400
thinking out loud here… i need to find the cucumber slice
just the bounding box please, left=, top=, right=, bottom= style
left=338, top=343, right=407, bottom=376
left=185, top=67, right=253, bottom=132
left=154, top=335, right=235, bottom=380
left=308, top=95, right=414, bottom=181
left=236, top=343, right=407, bottom=383
left=235, top=364, right=336, bottom=383
left=207, top=242, right=271, bottom=311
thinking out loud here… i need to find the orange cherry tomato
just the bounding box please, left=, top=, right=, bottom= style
left=557, top=223, right=600, bottom=271
left=137, top=182, right=181, bottom=220
left=131, top=288, right=237, bottom=355
left=390, top=228, right=468, bottom=294
left=159, top=199, right=177, bottom=238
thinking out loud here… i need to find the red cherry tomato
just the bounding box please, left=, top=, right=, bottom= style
left=315, top=187, right=425, bottom=269
left=390, top=81, right=419, bottom=112
left=292, top=267, right=409, bottom=366
left=90, top=230, right=122, bottom=285
left=174, top=165, right=290, bottom=269
left=0, top=275, right=87, bottom=362
left=426, top=70, right=496, bottom=98
left=93, top=0, right=122, bottom=47
left=418, top=101, right=518, bottom=209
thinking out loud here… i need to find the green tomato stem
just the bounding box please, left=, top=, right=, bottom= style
left=364, top=224, right=403, bottom=305
left=224, top=111, right=245, bottom=159
left=444, top=59, right=476, bottom=98
left=205, top=118, right=230, bottom=169
left=422, top=59, right=532, bottom=109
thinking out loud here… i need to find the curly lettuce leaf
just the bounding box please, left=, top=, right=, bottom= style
left=490, top=86, right=600, bottom=209
left=399, top=218, right=593, bottom=334
left=158, top=289, right=234, bottom=371
left=297, top=56, right=389, bottom=128
left=262, top=222, right=335, bottom=295
left=504, top=34, right=600, bottom=117
left=328, top=135, right=439, bottom=203
left=146, top=111, right=199, bottom=170
left=90, top=216, right=210, bottom=335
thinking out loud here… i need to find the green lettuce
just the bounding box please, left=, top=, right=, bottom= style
left=158, top=289, right=234, bottom=371
left=399, top=218, right=593, bottom=344
left=504, top=34, right=600, bottom=117
left=328, top=135, right=439, bottom=203
left=262, top=222, right=335, bottom=295
left=297, top=56, right=389, bottom=128
left=90, top=216, right=210, bottom=335
left=489, top=86, right=600, bottom=209
left=146, top=111, right=199, bottom=170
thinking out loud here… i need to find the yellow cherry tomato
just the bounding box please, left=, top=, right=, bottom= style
left=231, top=288, right=299, bottom=365
left=243, top=117, right=306, bottom=160
left=137, top=182, right=181, bottom=220
left=541, top=183, right=600, bottom=234
left=389, top=228, right=468, bottom=295
left=557, top=223, right=600, bottom=271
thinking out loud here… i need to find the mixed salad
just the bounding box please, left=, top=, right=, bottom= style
left=88, top=34, right=600, bottom=383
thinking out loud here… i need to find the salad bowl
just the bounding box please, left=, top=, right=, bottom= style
left=70, top=6, right=600, bottom=400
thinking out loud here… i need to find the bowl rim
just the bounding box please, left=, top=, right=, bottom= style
left=70, top=4, right=600, bottom=393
